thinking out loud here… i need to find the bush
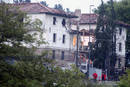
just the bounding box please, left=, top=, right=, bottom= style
left=118, top=69, right=130, bottom=87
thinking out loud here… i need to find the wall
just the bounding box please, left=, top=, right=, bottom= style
left=115, top=27, right=126, bottom=68
left=27, top=13, right=76, bottom=65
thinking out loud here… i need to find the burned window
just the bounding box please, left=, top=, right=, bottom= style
left=119, top=27, right=122, bottom=35
left=53, top=17, right=56, bottom=25
left=119, top=43, right=122, bottom=52
left=61, top=51, right=64, bottom=60
left=53, top=33, right=56, bottom=42
left=62, top=34, right=65, bottom=43
left=52, top=50, right=55, bottom=59
left=80, top=32, right=83, bottom=36
left=62, top=19, right=66, bottom=26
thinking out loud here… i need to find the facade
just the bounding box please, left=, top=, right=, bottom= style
left=71, top=9, right=130, bottom=70
left=13, top=3, right=77, bottom=67
left=71, top=9, right=97, bottom=51
left=115, top=22, right=130, bottom=69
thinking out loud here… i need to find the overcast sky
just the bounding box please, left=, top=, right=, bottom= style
left=7, top=0, right=120, bottom=13
left=31, top=0, right=111, bottom=13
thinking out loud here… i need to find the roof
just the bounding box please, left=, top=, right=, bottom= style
left=71, top=13, right=98, bottom=25
left=71, top=13, right=130, bottom=28
left=79, top=14, right=98, bottom=24
left=9, top=3, right=77, bottom=18
left=116, top=21, right=130, bottom=28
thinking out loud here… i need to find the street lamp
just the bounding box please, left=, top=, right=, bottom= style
left=87, top=4, right=94, bottom=78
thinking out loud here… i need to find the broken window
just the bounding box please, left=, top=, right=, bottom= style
left=62, top=34, right=65, bottom=43
left=53, top=17, right=56, bottom=25
left=119, top=27, right=122, bottom=35
left=62, top=19, right=66, bottom=26
left=119, top=43, right=122, bottom=52
left=53, top=33, right=56, bottom=42
left=61, top=51, right=64, bottom=60
left=52, top=50, right=55, bottom=59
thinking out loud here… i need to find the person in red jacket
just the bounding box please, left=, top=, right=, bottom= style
left=93, top=72, right=98, bottom=82
left=102, top=72, right=106, bottom=81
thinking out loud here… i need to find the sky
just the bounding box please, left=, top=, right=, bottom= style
left=31, top=0, right=110, bottom=13
left=7, top=0, right=120, bottom=13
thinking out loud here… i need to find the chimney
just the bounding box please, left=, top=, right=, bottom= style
left=74, top=9, right=81, bottom=20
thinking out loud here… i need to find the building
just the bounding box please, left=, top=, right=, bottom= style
left=71, top=10, right=97, bottom=51
left=71, top=9, right=130, bottom=70
left=12, top=3, right=77, bottom=67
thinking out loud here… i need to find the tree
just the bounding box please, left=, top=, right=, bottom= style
left=95, top=0, right=130, bottom=64
left=118, top=69, right=130, bottom=87
left=113, top=0, right=130, bottom=67
left=66, top=8, right=71, bottom=13
left=54, top=4, right=64, bottom=10
left=0, top=3, right=89, bottom=87
left=94, top=0, right=117, bottom=79
left=13, top=0, right=31, bottom=3
left=25, top=0, right=31, bottom=3
left=0, top=3, right=44, bottom=57
left=40, top=1, right=48, bottom=7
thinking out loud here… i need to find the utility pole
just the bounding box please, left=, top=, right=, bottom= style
left=87, top=5, right=94, bottom=77
left=76, top=21, right=79, bottom=67
left=110, top=0, right=116, bottom=78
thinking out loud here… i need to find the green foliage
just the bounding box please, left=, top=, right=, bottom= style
left=94, top=0, right=116, bottom=70
left=54, top=4, right=64, bottom=11
left=0, top=58, right=93, bottom=87
left=118, top=69, right=130, bottom=87
left=0, top=58, right=49, bottom=87
left=0, top=3, right=44, bottom=57
left=13, top=0, right=31, bottom=3
left=40, top=1, right=48, bottom=7
left=96, top=0, right=130, bottom=24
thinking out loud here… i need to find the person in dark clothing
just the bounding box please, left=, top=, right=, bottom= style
left=102, top=72, right=106, bottom=81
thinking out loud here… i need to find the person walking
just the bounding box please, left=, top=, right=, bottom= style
left=102, top=72, right=106, bottom=81
left=93, top=72, right=98, bottom=82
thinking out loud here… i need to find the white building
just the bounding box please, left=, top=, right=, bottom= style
left=13, top=3, right=77, bottom=66
left=71, top=9, right=97, bottom=51
left=71, top=9, right=130, bottom=69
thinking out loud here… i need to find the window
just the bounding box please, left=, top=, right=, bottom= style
left=61, top=51, right=64, bottom=60
left=53, top=17, right=56, bottom=25
left=118, top=58, right=121, bottom=68
left=62, top=19, right=66, bottom=26
left=62, top=35, right=66, bottom=43
left=119, top=27, right=122, bottom=35
left=52, top=50, right=55, bottom=59
left=53, top=33, right=56, bottom=42
left=119, top=43, right=122, bottom=52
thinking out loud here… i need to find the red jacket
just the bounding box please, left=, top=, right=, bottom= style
left=93, top=73, right=98, bottom=79
left=101, top=74, right=106, bottom=80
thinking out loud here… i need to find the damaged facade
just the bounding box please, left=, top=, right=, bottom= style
left=11, top=3, right=130, bottom=70
left=12, top=3, right=77, bottom=67
left=71, top=9, right=130, bottom=70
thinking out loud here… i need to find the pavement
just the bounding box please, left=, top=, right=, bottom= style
left=97, top=81, right=118, bottom=87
